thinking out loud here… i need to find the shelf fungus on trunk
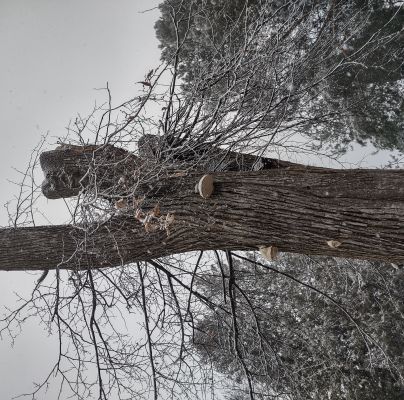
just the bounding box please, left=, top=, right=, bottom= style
left=259, top=246, right=279, bottom=261
left=196, top=174, right=214, bottom=199
left=327, top=240, right=342, bottom=249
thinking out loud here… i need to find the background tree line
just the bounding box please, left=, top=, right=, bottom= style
left=194, top=253, right=404, bottom=399
left=155, top=0, right=404, bottom=154
left=153, top=0, right=404, bottom=398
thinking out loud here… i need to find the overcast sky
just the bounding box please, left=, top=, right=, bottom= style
left=0, top=2, right=161, bottom=398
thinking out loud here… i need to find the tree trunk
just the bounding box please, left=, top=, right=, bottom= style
left=1, top=168, right=404, bottom=271
left=38, top=142, right=307, bottom=199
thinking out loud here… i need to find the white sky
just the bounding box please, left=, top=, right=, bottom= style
left=0, top=2, right=161, bottom=398
left=0, top=1, right=400, bottom=399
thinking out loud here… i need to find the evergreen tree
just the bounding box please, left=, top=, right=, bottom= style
left=155, top=0, right=404, bottom=153
left=194, top=254, right=404, bottom=399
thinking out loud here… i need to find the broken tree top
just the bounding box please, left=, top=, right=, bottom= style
left=39, top=141, right=299, bottom=199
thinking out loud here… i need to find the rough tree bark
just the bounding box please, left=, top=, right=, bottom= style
left=0, top=145, right=403, bottom=271
left=39, top=142, right=302, bottom=198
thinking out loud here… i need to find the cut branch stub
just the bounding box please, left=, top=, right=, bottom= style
left=39, top=144, right=137, bottom=199
left=196, top=174, right=214, bottom=198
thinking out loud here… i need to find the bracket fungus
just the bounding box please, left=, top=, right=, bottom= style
left=327, top=240, right=342, bottom=249
left=196, top=174, right=214, bottom=199
left=259, top=245, right=279, bottom=261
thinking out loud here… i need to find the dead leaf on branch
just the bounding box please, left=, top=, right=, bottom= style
left=115, top=198, right=128, bottom=209
left=136, top=81, right=152, bottom=87
left=151, top=203, right=161, bottom=217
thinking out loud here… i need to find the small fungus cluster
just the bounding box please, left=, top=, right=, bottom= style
left=134, top=204, right=175, bottom=235
left=115, top=197, right=175, bottom=236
